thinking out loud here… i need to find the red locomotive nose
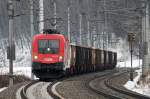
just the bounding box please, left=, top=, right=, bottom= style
left=32, top=33, right=65, bottom=64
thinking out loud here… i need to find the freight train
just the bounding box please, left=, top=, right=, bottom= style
left=32, top=29, right=117, bottom=79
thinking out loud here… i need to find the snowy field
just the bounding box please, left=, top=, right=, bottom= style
left=0, top=66, right=31, bottom=78
left=117, top=59, right=142, bottom=68
left=124, top=69, right=150, bottom=97
left=121, top=59, right=150, bottom=97
left=0, top=46, right=31, bottom=78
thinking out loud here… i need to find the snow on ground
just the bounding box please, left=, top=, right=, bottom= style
left=121, top=59, right=150, bottom=97
left=124, top=69, right=141, bottom=89
left=0, top=44, right=32, bottom=78
left=124, top=69, right=150, bottom=97
left=0, top=87, right=7, bottom=92
left=0, top=43, right=31, bottom=68
left=117, top=59, right=142, bottom=68
left=0, top=66, right=31, bottom=78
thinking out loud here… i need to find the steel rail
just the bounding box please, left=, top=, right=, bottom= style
left=47, top=80, right=62, bottom=99
left=105, top=72, right=150, bottom=99
left=86, top=70, right=120, bottom=99
left=20, top=80, right=39, bottom=99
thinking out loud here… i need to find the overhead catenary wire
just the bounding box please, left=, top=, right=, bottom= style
left=1, top=0, right=145, bottom=71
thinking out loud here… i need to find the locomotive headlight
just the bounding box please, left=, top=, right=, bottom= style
left=34, top=55, right=38, bottom=60
left=59, top=56, right=63, bottom=61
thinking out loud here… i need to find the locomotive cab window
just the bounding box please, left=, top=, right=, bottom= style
left=38, top=40, right=59, bottom=54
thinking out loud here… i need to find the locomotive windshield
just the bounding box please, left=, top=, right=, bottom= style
left=38, top=39, right=59, bottom=54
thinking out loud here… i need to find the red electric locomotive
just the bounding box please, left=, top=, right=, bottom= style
left=32, top=29, right=70, bottom=78
left=32, top=29, right=117, bottom=79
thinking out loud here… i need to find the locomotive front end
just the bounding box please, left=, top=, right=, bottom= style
left=32, top=34, right=66, bottom=79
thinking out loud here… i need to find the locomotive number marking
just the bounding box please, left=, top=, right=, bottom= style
left=44, top=58, right=52, bottom=61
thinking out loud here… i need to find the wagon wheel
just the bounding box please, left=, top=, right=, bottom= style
left=70, top=66, right=74, bottom=75
left=65, top=68, right=70, bottom=76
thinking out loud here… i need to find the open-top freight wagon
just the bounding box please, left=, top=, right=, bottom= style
left=32, top=29, right=117, bottom=79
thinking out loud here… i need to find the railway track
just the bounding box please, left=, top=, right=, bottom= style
left=54, top=69, right=118, bottom=99
left=16, top=80, right=63, bottom=99
left=105, top=72, right=150, bottom=99
left=20, top=81, right=39, bottom=99
left=15, top=69, right=149, bottom=99
left=88, top=71, right=150, bottom=99
left=47, top=80, right=64, bottom=99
